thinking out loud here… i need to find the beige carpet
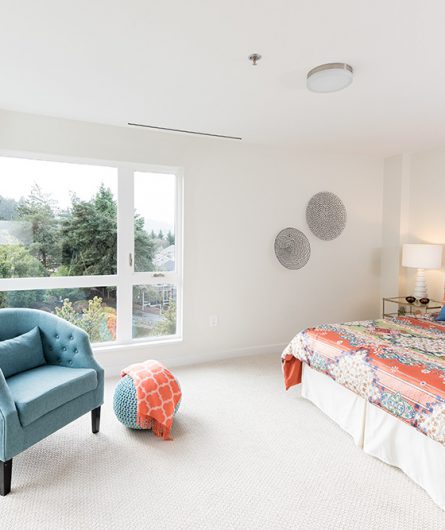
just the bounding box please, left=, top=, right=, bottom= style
left=1, top=354, right=445, bottom=530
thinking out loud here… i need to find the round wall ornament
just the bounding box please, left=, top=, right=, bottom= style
left=274, top=227, right=311, bottom=270
left=306, top=191, right=347, bottom=240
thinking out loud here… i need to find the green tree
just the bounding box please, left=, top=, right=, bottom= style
left=55, top=296, right=106, bottom=343
left=134, top=285, right=162, bottom=307
left=1, top=289, right=46, bottom=310
left=55, top=298, right=78, bottom=323
left=17, top=184, right=60, bottom=271
left=61, top=185, right=117, bottom=275
left=166, top=230, right=175, bottom=246
left=0, top=245, right=45, bottom=279
left=150, top=229, right=156, bottom=239
left=0, top=196, right=20, bottom=220
left=152, top=302, right=176, bottom=336
left=61, top=186, right=155, bottom=277
left=158, top=230, right=164, bottom=240
left=0, top=245, right=46, bottom=308
left=134, top=214, right=155, bottom=272
left=78, top=297, right=106, bottom=343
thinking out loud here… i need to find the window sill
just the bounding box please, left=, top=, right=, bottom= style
left=93, top=336, right=183, bottom=356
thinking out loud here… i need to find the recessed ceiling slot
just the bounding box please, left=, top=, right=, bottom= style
left=128, top=122, right=242, bottom=140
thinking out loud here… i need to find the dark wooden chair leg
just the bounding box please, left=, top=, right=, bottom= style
left=0, top=459, right=12, bottom=496
left=91, top=407, right=101, bottom=434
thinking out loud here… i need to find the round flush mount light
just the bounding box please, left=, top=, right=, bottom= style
left=307, top=63, right=353, bottom=93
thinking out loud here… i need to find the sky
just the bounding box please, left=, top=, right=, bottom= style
left=0, top=156, right=175, bottom=230
left=135, top=171, right=175, bottom=232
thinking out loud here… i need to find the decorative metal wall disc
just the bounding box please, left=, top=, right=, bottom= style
left=274, top=227, right=311, bottom=269
left=306, top=191, right=346, bottom=240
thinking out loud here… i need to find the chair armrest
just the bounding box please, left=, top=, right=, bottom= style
left=0, top=370, right=23, bottom=461
left=0, top=370, right=16, bottom=419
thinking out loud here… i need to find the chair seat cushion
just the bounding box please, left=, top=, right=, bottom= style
left=7, top=365, right=98, bottom=427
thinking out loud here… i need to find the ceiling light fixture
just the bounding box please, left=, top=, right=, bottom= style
left=306, top=63, right=353, bottom=93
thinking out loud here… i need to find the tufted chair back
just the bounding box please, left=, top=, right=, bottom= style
left=0, top=308, right=99, bottom=371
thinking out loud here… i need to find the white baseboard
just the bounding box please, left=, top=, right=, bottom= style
left=100, top=342, right=286, bottom=377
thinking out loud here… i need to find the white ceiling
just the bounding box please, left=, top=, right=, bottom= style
left=1, top=1, right=445, bottom=156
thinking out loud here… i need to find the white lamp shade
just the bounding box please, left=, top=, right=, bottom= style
left=402, top=244, right=443, bottom=270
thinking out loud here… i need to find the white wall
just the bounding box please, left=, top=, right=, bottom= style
left=381, top=154, right=410, bottom=297
left=0, top=109, right=384, bottom=373
left=407, top=147, right=445, bottom=300
left=382, top=147, right=445, bottom=302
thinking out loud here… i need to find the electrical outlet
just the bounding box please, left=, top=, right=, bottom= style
left=209, top=315, right=218, bottom=327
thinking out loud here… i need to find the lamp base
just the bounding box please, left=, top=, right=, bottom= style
left=413, top=268, right=428, bottom=299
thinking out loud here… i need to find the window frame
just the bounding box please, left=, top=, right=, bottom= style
left=0, top=150, right=184, bottom=350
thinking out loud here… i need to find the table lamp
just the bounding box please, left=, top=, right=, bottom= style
left=402, top=244, right=443, bottom=299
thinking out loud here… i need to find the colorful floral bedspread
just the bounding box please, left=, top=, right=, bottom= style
left=282, top=316, right=445, bottom=446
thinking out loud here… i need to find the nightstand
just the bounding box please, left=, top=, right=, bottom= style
left=382, top=297, right=442, bottom=318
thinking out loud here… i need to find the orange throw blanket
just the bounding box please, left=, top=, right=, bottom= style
left=121, top=360, right=182, bottom=440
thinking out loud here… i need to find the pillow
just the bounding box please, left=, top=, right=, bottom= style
left=435, top=306, right=445, bottom=322
left=413, top=312, right=437, bottom=321
left=0, top=327, right=46, bottom=378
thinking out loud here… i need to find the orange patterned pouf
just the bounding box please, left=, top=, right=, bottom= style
left=120, top=360, right=182, bottom=440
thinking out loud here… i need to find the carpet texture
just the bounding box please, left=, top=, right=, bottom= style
left=1, top=354, right=444, bottom=529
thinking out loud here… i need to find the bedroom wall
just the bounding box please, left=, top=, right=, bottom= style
left=382, top=147, right=445, bottom=303
left=405, top=147, right=445, bottom=301
left=381, top=154, right=410, bottom=298
left=0, top=109, right=384, bottom=373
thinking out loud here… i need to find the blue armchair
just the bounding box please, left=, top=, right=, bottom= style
left=0, top=308, right=104, bottom=496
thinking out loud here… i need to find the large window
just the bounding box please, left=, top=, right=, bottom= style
left=0, top=155, right=182, bottom=346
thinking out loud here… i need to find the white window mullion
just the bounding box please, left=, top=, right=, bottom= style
left=0, top=275, right=117, bottom=292
left=175, top=171, right=184, bottom=338
left=132, top=271, right=179, bottom=285
left=116, top=166, right=134, bottom=344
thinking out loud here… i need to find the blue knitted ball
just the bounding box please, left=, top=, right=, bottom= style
left=113, top=375, right=181, bottom=429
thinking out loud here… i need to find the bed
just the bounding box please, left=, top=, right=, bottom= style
left=282, top=315, right=445, bottom=509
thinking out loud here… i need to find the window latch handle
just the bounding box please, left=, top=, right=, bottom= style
left=153, top=272, right=165, bottom=278
left=129, top=253, right=133, bottom=267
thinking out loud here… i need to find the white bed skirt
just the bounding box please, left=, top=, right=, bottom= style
left=301, top=363, right=445, bottom=510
